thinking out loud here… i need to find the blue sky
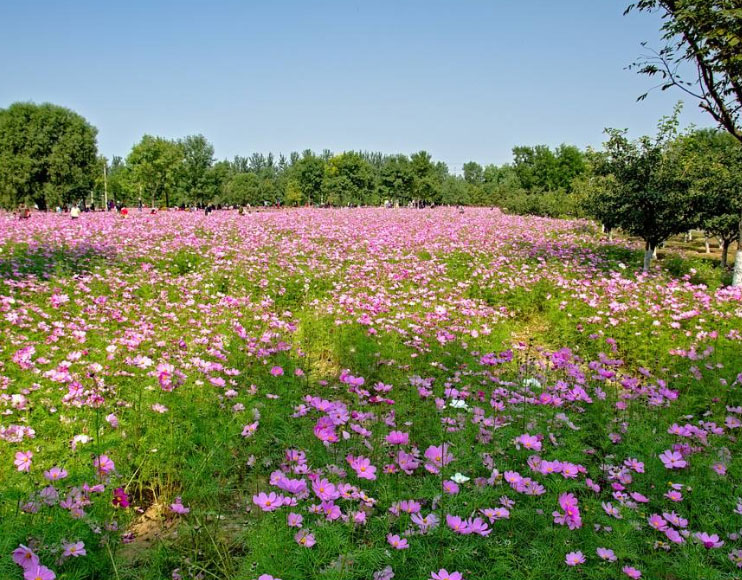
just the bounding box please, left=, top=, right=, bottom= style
left=0, top=0, right=713, bottom=170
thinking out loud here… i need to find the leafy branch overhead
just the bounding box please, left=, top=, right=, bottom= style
left=626, top=0, right=742, bottom=142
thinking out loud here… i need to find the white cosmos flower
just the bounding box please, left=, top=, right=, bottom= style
left=449, top=399, right=469, bottom=410
left=522, top=377, right=542, bottom=389
left=451, top=472, right=470, bottom=484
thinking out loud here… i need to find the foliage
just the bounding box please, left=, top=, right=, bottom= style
left=0, top=102, right=98, bottom=209
left=626, top=0, right=742, bottom=142
left=592, top=106, right=701, bottom=268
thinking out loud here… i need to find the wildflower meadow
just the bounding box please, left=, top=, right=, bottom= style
left=1, top=207, right=741, bottom=580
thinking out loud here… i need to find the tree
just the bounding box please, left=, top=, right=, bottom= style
left=223, top=172, right=262, bottom=206
left=126, top=135, right=184, bottom=208
left=294, top=153, right=325, bottom=205
left=179, top=134, right=215, bottom=204
left=0, top=102, right=98, bottom=209
left=676, top=128, right=742, bottom=269
left=595, top=106, right=700, bottom=271
left=627, top=0, right=742, bottom=143
left=379, top=155, right=414, bottom=204
left=322, top=152, right=375, bottom=206
left=410, top=151, right=442, bottom=204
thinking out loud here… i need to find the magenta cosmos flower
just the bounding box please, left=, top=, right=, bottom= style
left=270, top=366, right=284, bottom=376
left=431, top=570, right=463, bottom=580
left=112, top=487, right=129, bottom=508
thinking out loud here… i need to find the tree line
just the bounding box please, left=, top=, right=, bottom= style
left=0, top=102, right=591, bottom=212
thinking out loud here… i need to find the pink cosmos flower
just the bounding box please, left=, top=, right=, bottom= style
left=94, top=454, right=115, bottom=476
left=24, top=565, right=56, bottom=580
left=443, top=481, right=459, bottom=495
left=253, top=492, right=284, bottom=512
left=729, top=549, right=742, bottom=568
left=695, top=532, right=724, bottom=548
left=659, top=450, right=687, bottom=469
left=170, top=497, right=190, bottom=514
left=62, top=541, right=86, bottom=557
left=465, top=517, right=491, bottom=536
left=270, top=366, right=284, bottom=376
left=664, top=490, right=683, bottom=502
left=424, top=443, right=454, bottom=474
left=596, top=547, right=616, bottom=561
left=565, top=551, right=585, bottom=566
left=44, top=466, right=68, bottom=481
left=347, top=455, right=377, bottom=480
left=662, top=511, right=687, bottom=528
left=387, top=534, right=409, bottom=549
left=514, top=433, right=542, bottom=451
left=553, top=493, right=582, bottom=529
left=312, top=478, right=340, bottom=501
left=385, top=431, right=409, bottom=445
left=622, top=566, right=641, bottom=579
left=711, top=463, right=727, bottom=475
left=648, top=514, right=668, bottom=531
left=14, top=450, right=33, bottom=472
left=12, top=545, right=39, bottom=568
left=430, top=570, right=463, bottom=580
left=257, top=576, right=281, bottom=580
left=446, top=514, right=469, bottom=534
left=294, top=529, right=316, bottom=547
left=241, top=422, right=259, bottom=438
left=287, top=512, right=303, bottom=527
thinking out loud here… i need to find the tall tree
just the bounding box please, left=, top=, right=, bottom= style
left=179, top=134, right=215, bottom=204
left=0, top=102, right=98, bottom=209
left=322, top=152, right=375, bottom=206
left=294, top=153, right=325, bottom=205
left=379, top=155, right=414, bottom=204
left=126, top=135, right=184, bottom=208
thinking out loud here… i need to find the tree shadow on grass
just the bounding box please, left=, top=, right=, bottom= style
left=0, top=242, right=117, bottom=280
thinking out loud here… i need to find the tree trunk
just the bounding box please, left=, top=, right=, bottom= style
left=733, top=215, right=742, bottom=287
left=643, top=242, right=653, bottom=273
left=685, top=230, right=693, bottom=242
left=608, top=229, right=614, bottom=242
left=704, top=234, right=710, bottom=254
left=721, top=239, right=730, bottom=269
left=652, top=245, right=658, bottom=260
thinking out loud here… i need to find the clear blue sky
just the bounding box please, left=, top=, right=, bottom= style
left=0, top=0, right=713, bottom=170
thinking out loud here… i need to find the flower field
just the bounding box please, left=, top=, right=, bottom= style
left=1, top=208, right=741, bottom=580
